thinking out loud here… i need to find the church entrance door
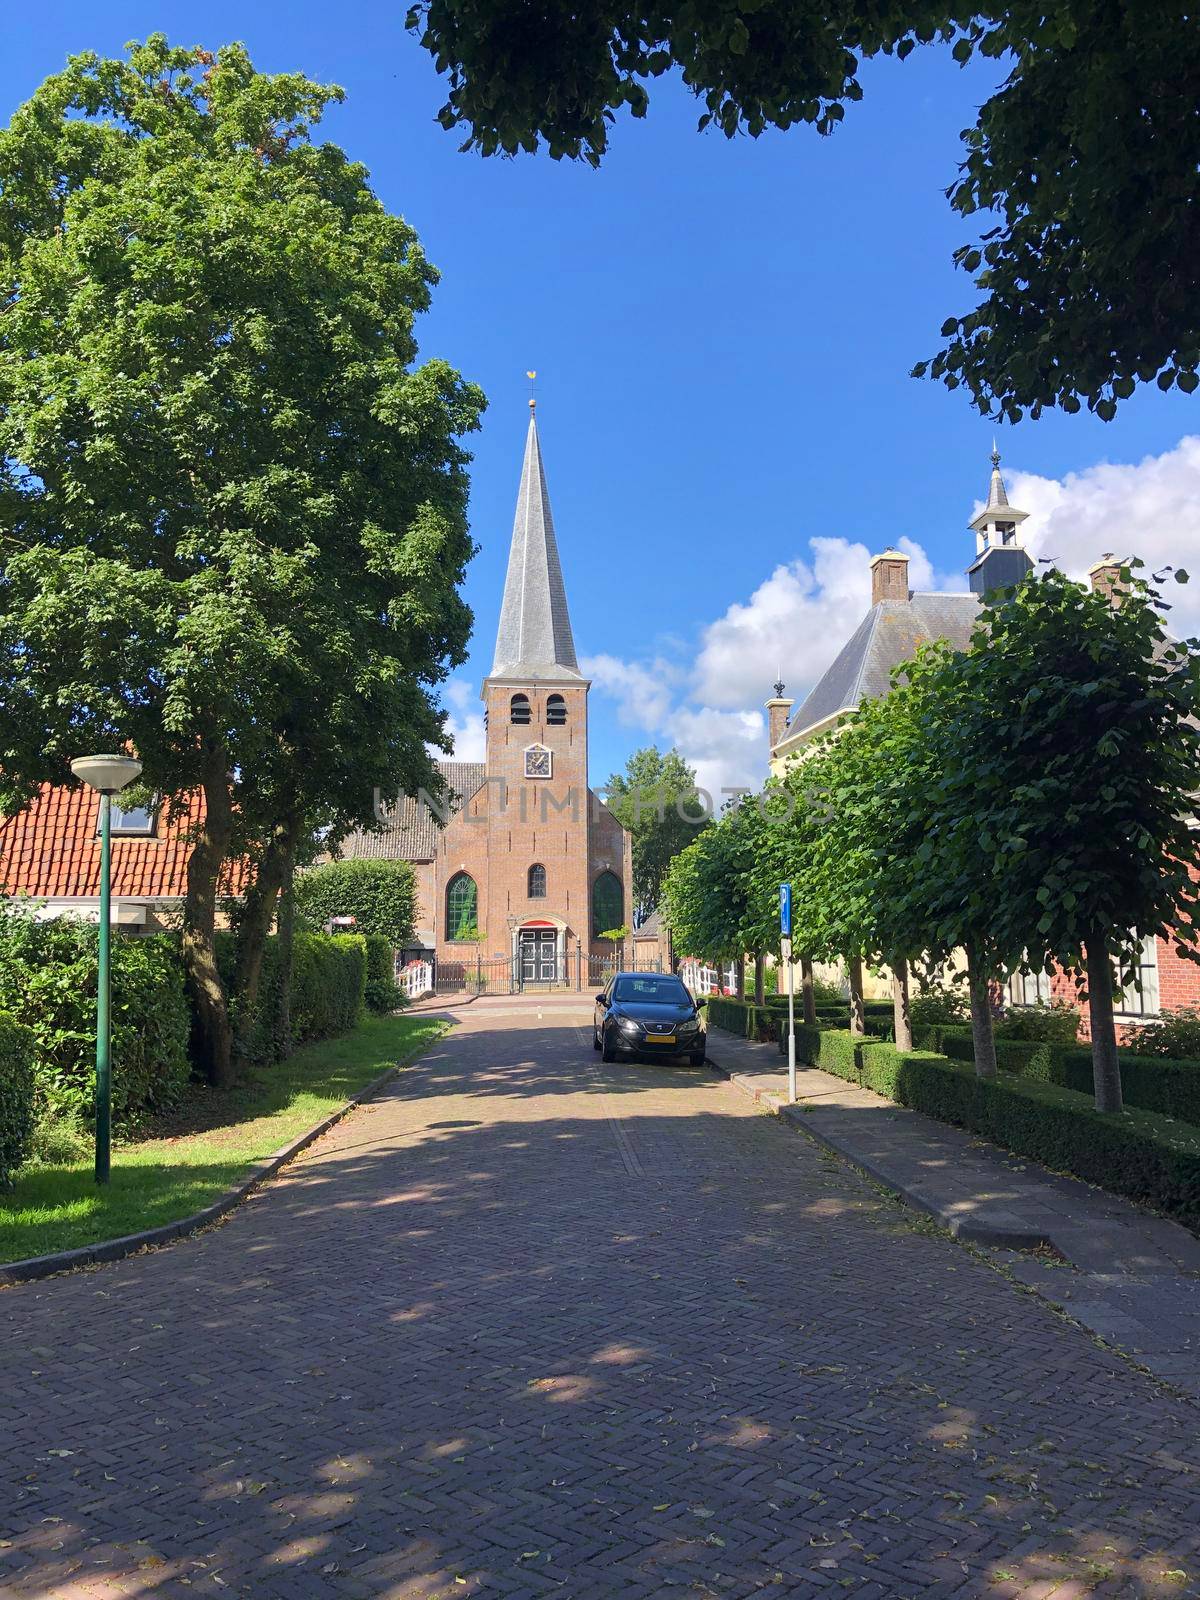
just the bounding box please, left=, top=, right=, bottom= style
left=520, top=928, right=557, bottom=985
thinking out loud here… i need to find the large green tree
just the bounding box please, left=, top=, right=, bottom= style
left=0, top=38, right=484, bottom=1083
left=604, top=745, right=709, bottom=926
left=915, top=565, right=1200, bottom=1111
left=405, top=0, right=1200, bottom=421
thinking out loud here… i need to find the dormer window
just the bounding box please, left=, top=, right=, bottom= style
left=510, top=693, right=531, bottom=725
left=100, top=801, right=158, bottom=838
left=546, top=693, right=567, bottom=726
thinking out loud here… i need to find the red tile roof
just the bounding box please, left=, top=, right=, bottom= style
left=0, top=784, right=245, bottom=901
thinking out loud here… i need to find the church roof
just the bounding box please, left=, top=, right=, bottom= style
left=783, top=593, right=981, bottom=747
left=490, top=408, right=582, bottom=682
left=336, top=760, right=485, bottom=863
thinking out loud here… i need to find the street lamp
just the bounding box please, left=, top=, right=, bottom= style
left=70, top=754, right=143, bottom=1185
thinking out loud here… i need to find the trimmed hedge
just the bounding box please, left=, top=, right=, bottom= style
left=0, top=1014, right=36, bottom=1186
left=364, top=934, right=402, bottom=1014
left=706, top=996, right=779, bottom=1042
left=219, top=929, right=368, bottom=1066
left=915, top=1024, right=1200, bottom=1129
left=794, top=1029, right=1200, bottom=1220
left=0, top=912, right=190, bottom=1121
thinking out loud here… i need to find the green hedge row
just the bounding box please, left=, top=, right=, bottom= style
left=0, top=913, right=191, bottom=1122
left=219, top=930, right=368, bottom=1066
left=0, top=1014, right=36, bottom=1186
left=790, top=1028, right=1200, bottom=1220
left=913, top=1025, right=1200, bottom=1128
left=705, top=996, right=779, bottom=1042
left=363, top=933, right=401, bottom=1014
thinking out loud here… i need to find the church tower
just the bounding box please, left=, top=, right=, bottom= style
left=435, top=399, right=631, bottom=983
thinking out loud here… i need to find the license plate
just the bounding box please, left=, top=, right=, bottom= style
left=653, top=1033, right=676, bottom=1046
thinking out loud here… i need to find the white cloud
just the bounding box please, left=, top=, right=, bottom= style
left=578, top=652, right=680, bottom=729
left=1004, top=436, right=1200, bottom=634
left=662, top=705, right=766, bottom=805
left=691, top=534, right=944, bottom=711
left=440, top=675, right=486, bottom=762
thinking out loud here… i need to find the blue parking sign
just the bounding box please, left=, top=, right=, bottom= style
left=779, top=882, right=792, bottom=937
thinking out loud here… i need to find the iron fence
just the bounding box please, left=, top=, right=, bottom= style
left=431, top=945, right=665, bottom=996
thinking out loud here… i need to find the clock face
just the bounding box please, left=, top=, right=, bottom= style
left=525, top=744, right=552, bottom=778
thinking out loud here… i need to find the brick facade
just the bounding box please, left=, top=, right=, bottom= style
left=427, top=676, right=632, bottom=972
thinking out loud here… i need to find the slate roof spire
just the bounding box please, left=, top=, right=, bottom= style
left=490, top=401, right=581, bottom=680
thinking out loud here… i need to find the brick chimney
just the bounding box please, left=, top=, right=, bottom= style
left=765, top=680, right=793, bottom=751
left=870, top=548, right=910, bottom=605
left=1089, top=554, right=1128, bottom=606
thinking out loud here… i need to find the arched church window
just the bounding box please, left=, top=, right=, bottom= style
left=592, top=871, right=624, bottom=939
left=446, top=872, right=479, bottom=941
left=546, top=694, right=567, bottom=726
left=528, top=863, right=547, bottom=899
left=510, top=693, right=531, bottom=725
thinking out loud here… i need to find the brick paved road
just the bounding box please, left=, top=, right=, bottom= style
left=3, top=1004, right=1200, bottom=1599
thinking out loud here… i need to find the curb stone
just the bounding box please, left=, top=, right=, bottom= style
left=0, top=1063, right=405, bottom=1289
left=704, top=1046, right=1055, bottom=1252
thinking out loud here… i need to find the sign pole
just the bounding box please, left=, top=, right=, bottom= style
left=779, top=884, right=796, bottom=1103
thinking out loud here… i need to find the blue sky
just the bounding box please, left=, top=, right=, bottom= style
left=5, top=4, right=1198, bottom=796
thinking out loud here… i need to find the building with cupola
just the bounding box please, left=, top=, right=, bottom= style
left=339, top=403, right=632, bottom=982
left=761, top=448, right=1197, bottom=1032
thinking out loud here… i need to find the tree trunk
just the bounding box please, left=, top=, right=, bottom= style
left=181, top=742, right=235, bottom=1087
left=275, top=842, right=298, bottom=1061
left=966, top=942, right=997, bottom=1080
left=1086, top=925, right=1123, bottom=1113
left=848, top=955, right=865, bottom=1036
left=800, top=955, right=817, bottom=1026
left=233, top=820, right=294, bottom=1021
left=735, top=954, right=745, bottom=1000
left=753, top=950, right=765, bottom=1006
left=892, top=958, right=912, bottom=1051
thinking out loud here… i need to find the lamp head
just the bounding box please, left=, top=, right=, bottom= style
left=70, top=754, right=143, bottom=795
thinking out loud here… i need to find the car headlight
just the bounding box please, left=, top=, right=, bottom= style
left=618, top=1017, right=642, bottom=1034
left=678, top=1019, right=700, bottom=1034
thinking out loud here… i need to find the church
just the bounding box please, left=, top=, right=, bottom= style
left=340, top=401, right=633, bottom=985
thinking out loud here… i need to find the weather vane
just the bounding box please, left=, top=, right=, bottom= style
left=527, top=369, right=537, bottom=411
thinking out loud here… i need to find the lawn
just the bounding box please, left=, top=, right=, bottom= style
left=0, top=1011, right=447, bottom=1265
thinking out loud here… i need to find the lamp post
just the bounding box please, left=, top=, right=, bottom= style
left=70, top=754, right=143, bottom=1185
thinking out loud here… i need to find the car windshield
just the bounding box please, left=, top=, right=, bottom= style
left=613, top=976, right=689, bottom=1004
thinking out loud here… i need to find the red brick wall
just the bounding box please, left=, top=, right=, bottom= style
left=432, top=678, right=632, bottom=966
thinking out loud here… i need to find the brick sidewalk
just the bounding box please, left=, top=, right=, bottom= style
left=3, top=1004, right=1200, bottom=1598
left=705, top=1024, right=1200, bottom=1399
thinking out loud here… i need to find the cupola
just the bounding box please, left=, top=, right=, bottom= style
left=966, top=444, right=1034, bottom=597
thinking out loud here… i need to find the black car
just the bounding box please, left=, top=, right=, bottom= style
left=593, top=972, right=706, bottom=1066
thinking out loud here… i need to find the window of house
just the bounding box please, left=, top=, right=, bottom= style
left=592, top=871, right=624, bottom=939
left=101, top=802, right=158, bottom=838
left=528, top=863, right=546, bottom=898
left=1008, top=961, right=1052, bottom=1008
left=510, top=693, right=531, bottom=725
left=1115, top=933, right=1160, bottom=1017
left=546, top=693, right=567, bottom=726
left=446, top=873, right=479, bottom=941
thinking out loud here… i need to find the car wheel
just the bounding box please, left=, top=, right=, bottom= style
left=592, top=1026, right=601, bottom=1051
left=689, top=1049, right=706, bottom=1067
left=601, top=1028, right=618, bottom=1063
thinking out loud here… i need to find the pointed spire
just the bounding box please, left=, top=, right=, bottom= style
left=986, top=440, right=1011, bottom=509
left=491, top=407, right=580, bottom=679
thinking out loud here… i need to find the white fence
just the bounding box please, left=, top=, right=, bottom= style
left=399, top=959, right=435, bottom=1002
left=678, top=958, right=737, bottom=997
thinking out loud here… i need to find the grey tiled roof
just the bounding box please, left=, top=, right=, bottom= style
left=785, top=593, right=981, bottom=745
left=634, top=907, right=663, bottom=938
left=337, top=761, right=485, bottom=863
left=491, top=413, right=581, bottom=681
